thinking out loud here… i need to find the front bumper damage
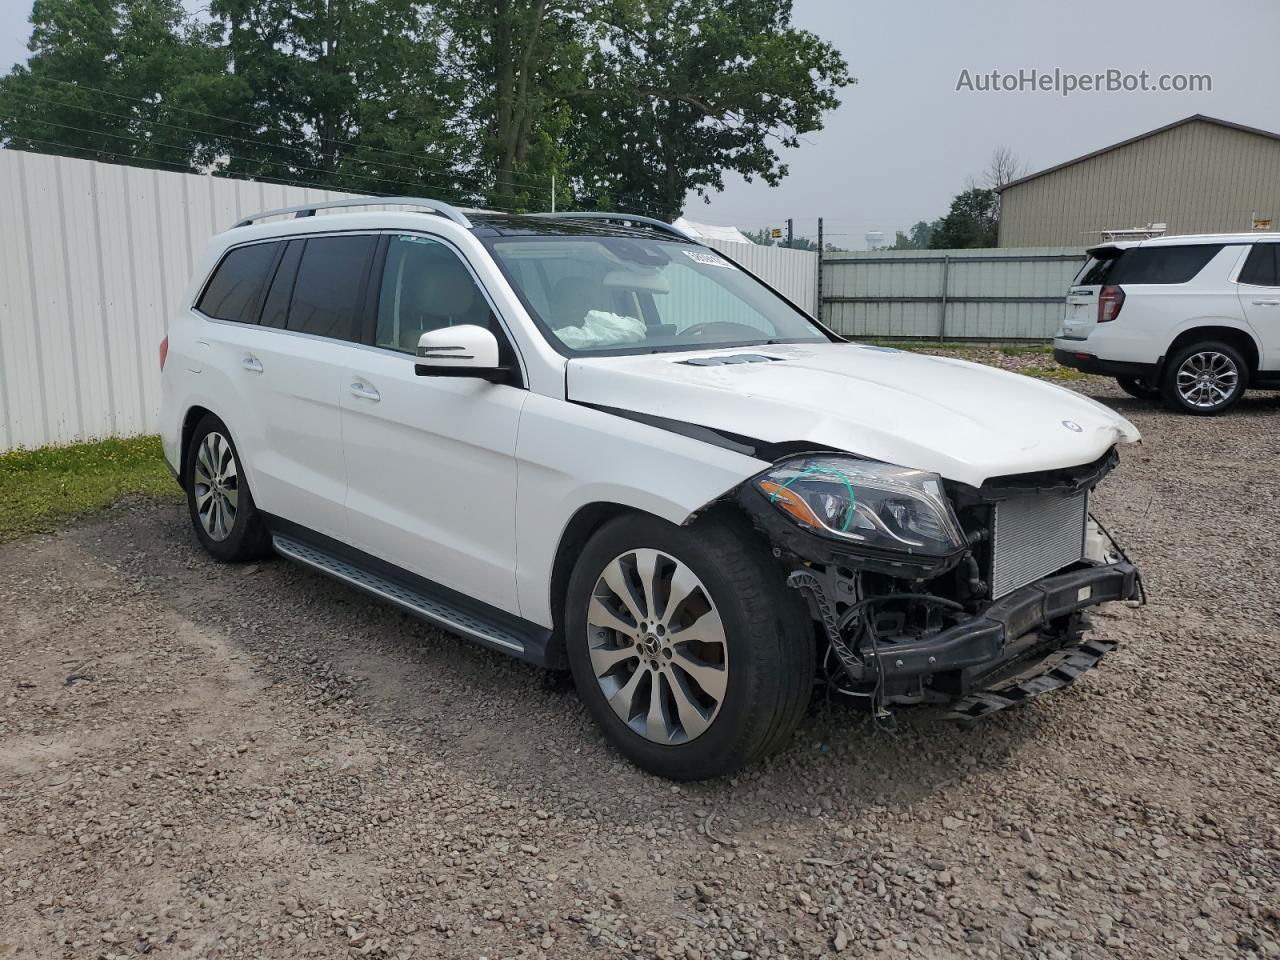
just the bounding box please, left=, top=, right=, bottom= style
left=864, top=561, right=1137, bottom=688
left=737, top=464, right=1142, bottom=722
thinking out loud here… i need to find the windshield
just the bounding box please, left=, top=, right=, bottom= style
left=483, top=235, right=829, bottom=354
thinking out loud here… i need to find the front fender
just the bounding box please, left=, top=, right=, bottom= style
left=514, top=394, right=767, bottom=627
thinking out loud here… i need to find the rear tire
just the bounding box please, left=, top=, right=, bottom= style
left=1159, top=341, right=1248, bottom=416
left=565, top=512, right=813, bottom=781
left=1115, top=375, right=1159, bottom=400
left=184, top=414, right=272, bottom=562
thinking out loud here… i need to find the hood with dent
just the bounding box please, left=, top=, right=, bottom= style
left=566, top=342, right=1140, bottom=488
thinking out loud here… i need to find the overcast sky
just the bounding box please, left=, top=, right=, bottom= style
left=2, top=0, right=1277, bottom=247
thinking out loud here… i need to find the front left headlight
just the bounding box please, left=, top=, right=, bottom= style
left=754, top=455, right=965, bottom=556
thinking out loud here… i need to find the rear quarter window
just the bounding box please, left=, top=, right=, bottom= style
left=1107, top=244, right=1224, bottom=285
left=1238, top=243, right=1279, bottom=286
left=196, top=242, right=279, bottom=322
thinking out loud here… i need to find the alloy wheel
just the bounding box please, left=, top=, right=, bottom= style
left=193, top=431, right=239, bottom=541
left=586, top=549, right=728, bottom=744
left=1176, top=351, right=1238, bottom=409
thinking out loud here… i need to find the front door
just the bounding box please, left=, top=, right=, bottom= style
left=341, top=234, right=526, bottom=615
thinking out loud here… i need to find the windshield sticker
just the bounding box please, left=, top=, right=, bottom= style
left=683, top=249, right=732, bottom=268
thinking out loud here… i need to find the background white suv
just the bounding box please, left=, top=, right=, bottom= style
left=161, top=198, right=1142, bottom=780
left=1054, top=233, right=1280, bottom=414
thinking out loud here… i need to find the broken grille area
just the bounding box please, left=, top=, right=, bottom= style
left=990, top=492, right=1087, bottom=599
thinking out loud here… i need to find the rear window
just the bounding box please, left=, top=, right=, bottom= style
left=1239, top=243, right=1279, bottom=286
left=1106, top=244, right=1224, bottom=285
left=197, top=242, right=279, bottom=322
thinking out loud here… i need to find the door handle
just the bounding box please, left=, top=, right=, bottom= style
left=241, top=355, right=264, bottom=373
left=349, top=381, right=381, bottom=402
left=1251, top=299, right=1280, bottom=306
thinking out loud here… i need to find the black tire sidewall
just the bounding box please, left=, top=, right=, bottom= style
left=1115, top=375, right=1158, bottom=400
left=564, top=513, right=808, bottom=781
left=184, top=414, right=267, bottom=562
left=1160, top=341, right=1248, bottom=415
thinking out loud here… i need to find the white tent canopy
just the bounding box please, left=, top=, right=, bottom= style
left=672, top=217, right=754, bottom=244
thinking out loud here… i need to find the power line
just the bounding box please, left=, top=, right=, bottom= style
left=27, top=75, right=562, bottom=191
left=17, top=76, right=670, bottom=217
left=0, top=111, right=498, bottom=206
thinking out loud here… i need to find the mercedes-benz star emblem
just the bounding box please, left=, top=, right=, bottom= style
left=1061, top=420, right=1083, bottom=432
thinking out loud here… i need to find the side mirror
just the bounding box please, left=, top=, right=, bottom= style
left=414, top=325, right=509, bottom=383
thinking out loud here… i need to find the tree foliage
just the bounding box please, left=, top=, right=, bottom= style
left=890, top=220, right=939, bottom=250
left=929, top=188, right=999, bottom=249
left=0, top=0, right=853, bottom=216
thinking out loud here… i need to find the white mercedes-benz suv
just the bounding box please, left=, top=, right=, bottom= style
left=160, top=197, right=1143, bottom=780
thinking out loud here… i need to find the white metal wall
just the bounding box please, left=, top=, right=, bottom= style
left=821, top=247, right=1087, bottom=340
left=0, top=149, right=821, bottom=451
left=707, top=240, right=818, bottom=315
left=0, top=149, right=357, bottom=451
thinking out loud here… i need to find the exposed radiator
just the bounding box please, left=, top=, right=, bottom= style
left=990, top=492, right=1088, bottom=599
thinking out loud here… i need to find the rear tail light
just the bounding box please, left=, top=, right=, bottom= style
left=1097, top=285, right=1125, bottom=323
left=159, top=335, right=169, bottom=371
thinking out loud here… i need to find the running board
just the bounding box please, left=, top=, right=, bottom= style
left=272, top=533, right=535, bottom=660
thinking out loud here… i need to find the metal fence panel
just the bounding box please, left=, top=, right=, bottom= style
left=820, top=247, right=1086, bottom=340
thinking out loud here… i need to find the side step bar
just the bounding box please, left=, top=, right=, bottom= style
left=272, top=533, right=533, bottom=660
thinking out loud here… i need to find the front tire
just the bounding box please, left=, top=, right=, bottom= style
left=1115, top=375, right=1160, bottom=400
left=184, top=414, right=272, bottom=562
left=564, top=512, right=813, bottom=780
left=1159, top=341, right=1248, bottom=415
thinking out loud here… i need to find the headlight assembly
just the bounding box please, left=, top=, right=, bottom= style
left=754, top=455, right=964, bottom=556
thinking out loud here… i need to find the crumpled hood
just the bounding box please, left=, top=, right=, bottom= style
left=566, top=342, right=1140, bottom=488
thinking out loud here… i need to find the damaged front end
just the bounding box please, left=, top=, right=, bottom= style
left=738, top=449, right=1142, bottom=721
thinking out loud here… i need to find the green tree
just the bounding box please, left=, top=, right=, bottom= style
left=0, top=0, right=231, bottom=171
left=568, top=0, right=852, bottom=216
left=891, top=220, right=939, bottom=250
left=929, top=188, right=999, bottom=249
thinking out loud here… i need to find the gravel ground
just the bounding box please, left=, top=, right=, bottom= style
left=2, top=369, right=1279, bottom=960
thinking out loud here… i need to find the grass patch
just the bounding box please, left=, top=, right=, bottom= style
left=1020, top=365, right=1091, bottom=382
left=0, top=435, right=181, bottom=542
left=998, top=344, right=1055, bottom=357
left=862, top=339, right=976, bottom=352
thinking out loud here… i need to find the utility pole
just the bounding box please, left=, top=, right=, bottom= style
left=786, top=218, right=794, bottom=248
left=816, top=218, right=824, bottom=321
left=551, top=174, right=556, bottom=213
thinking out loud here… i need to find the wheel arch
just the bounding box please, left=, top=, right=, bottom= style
left=1163, top=324, right=1260, bottom=377
left=546, top=502, right=667, bottom=668
left=178, top=404, right=216, bottom=489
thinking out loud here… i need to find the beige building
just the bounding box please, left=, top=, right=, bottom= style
left=997, top=115, right=1280, bottom=247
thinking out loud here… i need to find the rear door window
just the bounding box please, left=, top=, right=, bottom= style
left=1238, top=243, right=1279, bottom=286
left=286, top=236, right=377, bottom=341
left=1107, top=244, right=1224, bottom=284
left=197, top=242, right=279, bottom=322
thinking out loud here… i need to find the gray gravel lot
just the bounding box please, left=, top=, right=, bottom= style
left=2, top=373, right=1279, bottom=960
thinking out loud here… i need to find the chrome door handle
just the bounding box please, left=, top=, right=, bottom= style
left=349, top=381, right=380, bottom=401
left=1251, top=299, right=1280, bottom=306
left=241, top=355, right=264, bottom=373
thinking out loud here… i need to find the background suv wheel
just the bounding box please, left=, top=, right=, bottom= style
left=184, top=414, right=272, bottom=561
left=564, top=512, right=813, bottom=781
left=1160, top=341, right=1248, bottom=415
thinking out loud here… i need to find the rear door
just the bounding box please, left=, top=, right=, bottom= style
left=1236, top=242, right=1280, bottom=368
left=245, top=233, right=378, bottom=541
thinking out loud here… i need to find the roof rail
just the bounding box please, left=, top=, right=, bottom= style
left=527, top=211, right=692, bottom=241
left=231, top=196, right=473, bottom=230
